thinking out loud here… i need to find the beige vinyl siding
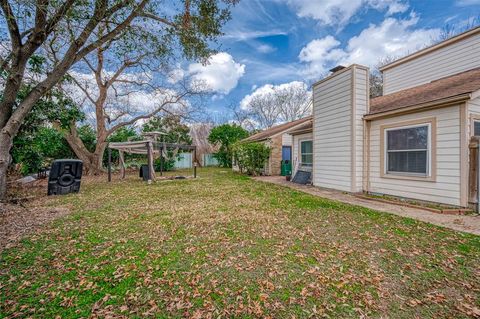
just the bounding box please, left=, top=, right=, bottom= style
left=368, top=105, right=462, bottom=206
left=282, top=133, right=293, bottom=146
left=292, top=132, right=313, bottom=176
left=383, top=32, right=480, bottom=94
left=312, top=65, right=368, bottom=192
left=313, top=68, right=354, bottom=192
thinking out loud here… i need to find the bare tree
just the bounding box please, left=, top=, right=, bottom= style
left=369, top=56, right=399, bottom=98
left=51, top=19, right=208, bottom=174
left=224, top=102, right=257, bottom=131
left=246, top=93, right=280, bottom=129
left=433, top=16, right=480, bottom=43
left=56, top=47, right=202, bottom=173
left=0, top=0, right=236, bottom=199
left=241, top=82, right=311, bottom=129
left=275, top=82, right=311, bottom=122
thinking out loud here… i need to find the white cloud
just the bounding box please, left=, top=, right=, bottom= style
left=298, top=35, right=347, bottom=76
left=188, top=52, right=245, bottom=94
left=167, top=68, right=185, bottom=84
left=257, top=44, right=276, bottom=54
left=240, top=81, right=308, bottom=110
left=298, top=14, right=441, bottom=78
left=283, top=0, right=409, bottom=27
left=223, top=29, right=288, bottom=41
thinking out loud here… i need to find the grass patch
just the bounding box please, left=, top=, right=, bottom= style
left=1, top=168, right=479, bottom=318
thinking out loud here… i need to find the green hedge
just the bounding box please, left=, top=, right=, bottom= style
left=232, top=141, right=270, bottom=176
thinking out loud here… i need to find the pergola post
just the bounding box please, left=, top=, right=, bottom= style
left=193, top=146, right=197, bottom=178
left=159, top=144, right=163, bottom=176
left=147, top=141, right=155, bottom=182
left=119, top=150, right=125, bottom=179
left=108, top=146, right=112, bottom=182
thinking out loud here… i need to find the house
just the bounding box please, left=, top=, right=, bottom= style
left=292, top=26, right=480, bottom=208
left=243, top=116, right=312, bottom=175
left=285, top=117, right=313, bottom=177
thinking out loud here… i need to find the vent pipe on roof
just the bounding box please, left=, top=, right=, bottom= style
left=329, top=65, right=346, bottom=73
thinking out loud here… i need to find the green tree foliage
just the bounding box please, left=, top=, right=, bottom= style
left=208, top=124, right=249, bottom=168
left=12, top=125, right=98, bottom=176
left=142, top=116, right=192, bottom=145
left=76, top=125, right=97, bottom=153
left=9, top=84, right=86, bottom=175
left=143, top=115, right=193, bottom=171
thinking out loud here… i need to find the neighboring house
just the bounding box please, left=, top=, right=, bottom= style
left=302, top=26, right=480, bottom=208
left=243, top=116, right=312, bottom=175
left=285, top=118, right=313, bottom=177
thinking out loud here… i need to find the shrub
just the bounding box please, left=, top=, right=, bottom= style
left=154, top=156, right=176, bottom=171
left=18, top=148, right=45, bottom=176
left=232, top=142, right=270, bottom=176
left=208, top=124, right=249, bottom=168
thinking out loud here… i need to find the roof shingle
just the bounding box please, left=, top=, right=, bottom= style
left=369, top=68, right=480, bottom=116
left=286, top=119, right=313, bottom=135
left=244, top=116, right=312, bottom=142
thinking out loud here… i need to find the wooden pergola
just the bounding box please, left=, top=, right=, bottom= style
left=107, top=136, right=197, bottom=182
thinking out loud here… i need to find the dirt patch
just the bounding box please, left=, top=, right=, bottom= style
left=0, top=201, right=70, bottom=252
left=1, top=177, right=71, bottom=252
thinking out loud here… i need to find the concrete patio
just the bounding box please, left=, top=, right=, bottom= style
left=253, top=175, right=480, bottom=235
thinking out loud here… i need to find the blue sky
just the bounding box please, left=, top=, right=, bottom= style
left=182, top=0, right=479, bottom=122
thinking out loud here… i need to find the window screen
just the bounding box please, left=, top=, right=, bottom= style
left=386, top=125, right=429, bottom=175
left=300, top=140, right=313, bottom=167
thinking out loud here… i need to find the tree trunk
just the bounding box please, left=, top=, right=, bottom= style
left=0, top=132, right=13, bottom=200
left=66, top=140, right=107, bottom=176
left=55, top=123, right=108, bottom=175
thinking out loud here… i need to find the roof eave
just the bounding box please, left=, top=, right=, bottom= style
left=364, top=94, right=471, bottom=120
left=288, top=128, right=313, bottom=135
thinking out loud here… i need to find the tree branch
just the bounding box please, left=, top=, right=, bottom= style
left=139, top=11, right=177, bottom=28
left=74, top=0, right=148, bottom=63
left=67, top=73, right=97, bottom=105
left=106, top=92, right=189, bottom=136
left=0, top=0, right=22, bottom=48
left=105, top=53, right=147, bottom=88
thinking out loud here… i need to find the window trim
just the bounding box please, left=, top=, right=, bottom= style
left=299, top=139, right=313, bottom=167
left=380, top=117, right=436, bottom=182
left=471, top=115, right=480, bottom=136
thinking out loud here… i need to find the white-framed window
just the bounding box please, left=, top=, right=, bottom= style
left=384, top=123, right=431, bottom=176
left=300, top=140, right=313, bottom=167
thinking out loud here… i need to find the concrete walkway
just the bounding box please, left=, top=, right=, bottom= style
left=253, top=176, right=480, bottom=236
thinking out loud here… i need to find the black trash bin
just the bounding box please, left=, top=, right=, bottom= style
left=139, top=164, right=150, bottom=181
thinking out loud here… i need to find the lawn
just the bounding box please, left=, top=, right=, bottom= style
left=1, top=168, right=479, bottom=318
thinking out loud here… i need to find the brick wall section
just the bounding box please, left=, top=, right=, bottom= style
left=268, top=135, right=283, bottom=175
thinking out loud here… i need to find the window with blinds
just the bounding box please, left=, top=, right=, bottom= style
left=385, top=124, right=430, bottom=175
